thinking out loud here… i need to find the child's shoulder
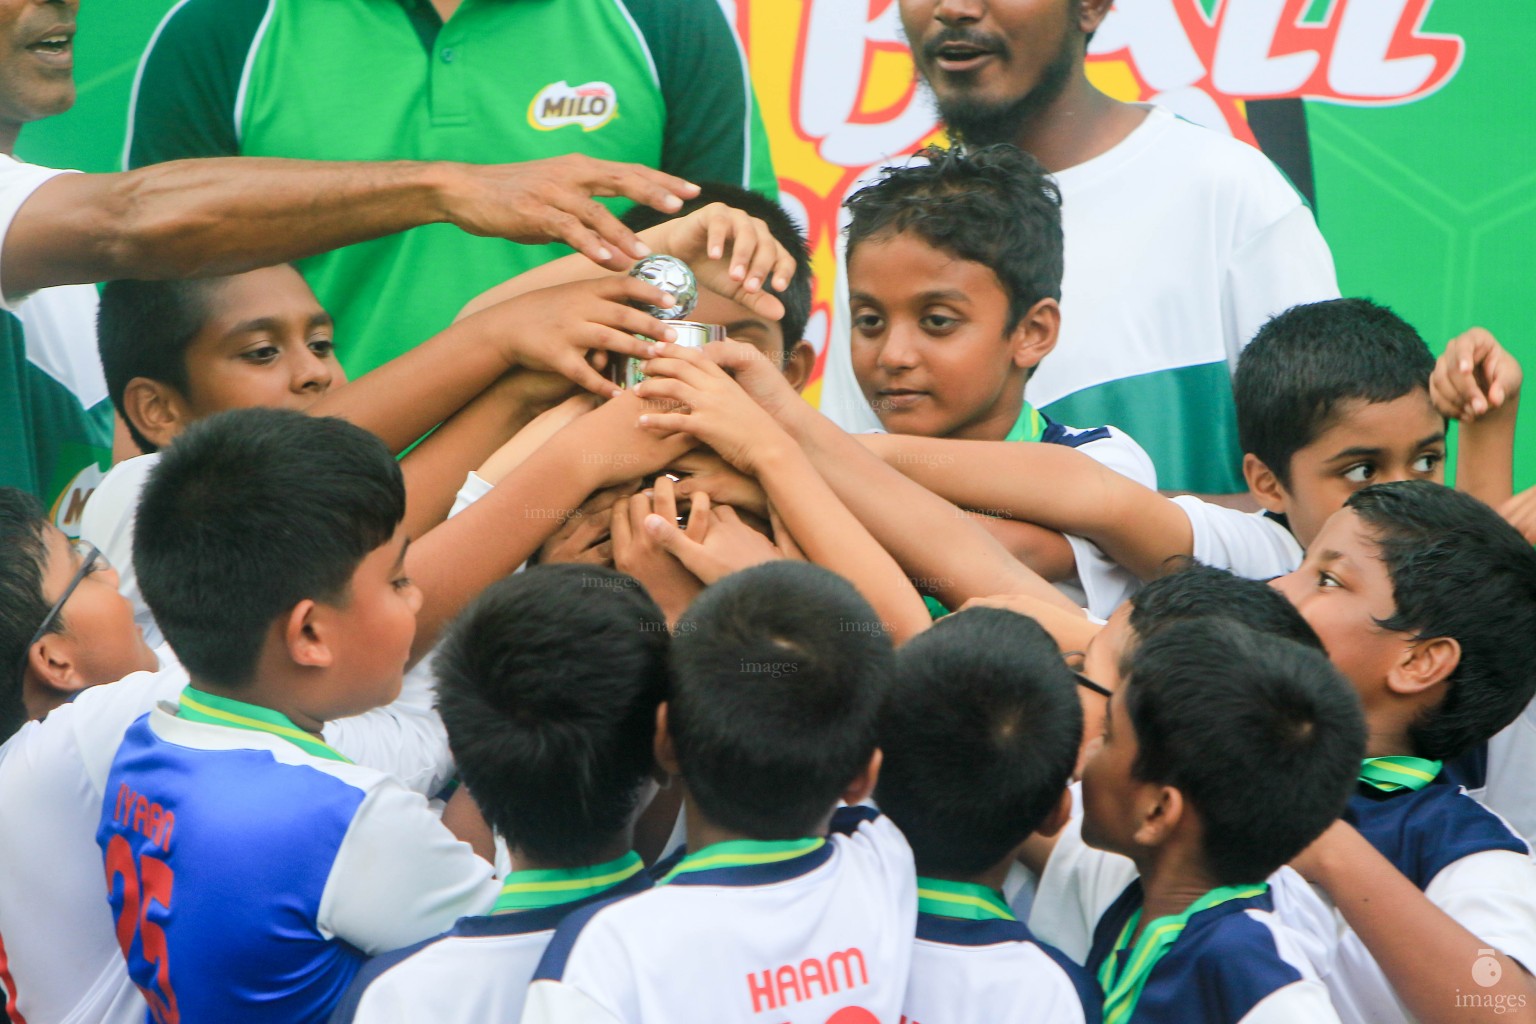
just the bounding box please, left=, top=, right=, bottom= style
left=1348, top=781, right=1531, bottom=891
left=1169, top=498, right=1303, bottom=579
left=912, top=913, right=1102, bottom=1021
left=1041, top=419, right=1157, bottom=491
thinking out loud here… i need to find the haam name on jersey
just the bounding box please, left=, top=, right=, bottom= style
left=747, top=946, right=870, bottom=1015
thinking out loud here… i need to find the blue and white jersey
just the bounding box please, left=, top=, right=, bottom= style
left=329, top=854, right=653, bottom=1024
left=1278, top=781, right=1536, bottom=1024
left=1085, top=882, right=1340, bottom=1024
left=522, top=806, right=917, bottom=1023
left=902, top=878, right=1101, bottom=1024
left=95, top=690, right=498, bottom=1024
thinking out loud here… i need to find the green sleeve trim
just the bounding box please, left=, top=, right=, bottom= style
left=620, top=0, right=776, bottom=197
left=125, top=0, right=273, bottom=167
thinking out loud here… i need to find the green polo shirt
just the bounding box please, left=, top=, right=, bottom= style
left=127, top=0, right=777, bottom=378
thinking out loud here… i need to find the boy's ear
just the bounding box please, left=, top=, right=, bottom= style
left=121, top=377, right=191, bottom=452
left=1243, top=453, right=1289, bottom=514
left=1132, top=783, right=1185, bottom=849
left=841, top=748, right=883, bottom=807
left=283, top=599, right=333, bottom=669
left=1008, top=298, right=1061, bottom=373
left=1035, top=787, right=1075, bottom=840
left=23, top=633, right=92, bottom=712
left=1387, top=635, right=1461, bottom=698
left=653, top=702, right=681, bottom=778
left=783, top=341, right=815, bottom=393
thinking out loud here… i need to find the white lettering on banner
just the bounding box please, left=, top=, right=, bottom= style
left=1093, top=0, right=1462, bottom=108
left=1211, top=0, right=1320, bottom=96
left=796, top=2, right=936, bottom=166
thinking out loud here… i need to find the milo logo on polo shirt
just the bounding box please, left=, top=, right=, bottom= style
left=528, top=81, right=617, bottom=132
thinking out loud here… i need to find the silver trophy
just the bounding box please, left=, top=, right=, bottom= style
left=618, top=254, right=724, bottom=388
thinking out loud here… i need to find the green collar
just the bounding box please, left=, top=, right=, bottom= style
left=1098, top=883, right=1269, bottom=1024
left=493, top=851, right=644, bottom=913
left=176, top=686, right=350, bottom=763
left=1004, top=402, right=1045, bottom=444
left=916, top=877, right=1016, bottom=921
left=662, top=837, right=825, bottom=883
left=1359, top=755, right=1442, bottom=793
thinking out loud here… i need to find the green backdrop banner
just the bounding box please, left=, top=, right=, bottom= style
left=22, top=0, right=1534, bottom=488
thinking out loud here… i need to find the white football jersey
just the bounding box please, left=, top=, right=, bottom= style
left=522, top=807, right=917, bottom=1023
left=331, top=854, right=653, bottom=1024
left=1170, top=497, right=1303, bottom=581
left=902, top=877, right=1100, bottom=1024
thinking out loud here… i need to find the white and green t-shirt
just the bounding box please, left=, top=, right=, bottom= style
left=126, top=0, right=777, bottom=378
left=0, top=155, right=111, bottom=533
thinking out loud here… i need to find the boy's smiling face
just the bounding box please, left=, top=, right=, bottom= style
left=1250, top=390, right=1446, bottom=548
left=1079, top=688, right=1149, bottom=860
left=847, top=229, right=1054, bottom=440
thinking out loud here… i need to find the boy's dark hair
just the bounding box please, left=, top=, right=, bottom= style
left=622, top=182, right=813, bottom=360
left=877, top=608, right=1081, bottom=877
left=1347, top=481, right=1536, bottom=760
left=1235, top=298, right=1437, bottom=488
left=1130, top=559, right=1323, bottom=652
left=97, top=277, right=229, bottom=453
left=668, top=561, right=893, bottom=839
left=1123, top=618, right=1365, bottom=885
left=134, top=408, right=404, bottom=689
left=0, top=489, right=51, bottom=741
left=844, top=144, right=1062, bottom=333
left=434, top=565, right=670, bottom=867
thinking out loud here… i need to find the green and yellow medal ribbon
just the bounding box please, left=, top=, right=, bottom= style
left=493, top=851, right=644, bottom=913
left=1358, top=756, right=1442, bottom=793
left=1097, top=883, right=1269, bottom=1024
left=177, top=686, right=350, bottom=763
left=1004, top=402, right=1046, bottom=444
left=661, top=837, right=825, bottom=883
left=916, top=877, right=1017, bottom=922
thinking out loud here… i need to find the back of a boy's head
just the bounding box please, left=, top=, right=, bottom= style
left=1124, top=618, right=1364, bottom=885
left=1235, top=298, right=1436, bottom=488
left=434, top=565, right=670, bottom=866
left=1129, top=559, right=1323, bottom=652
left=0, top=488, right=50, bottom=740
left=98, top=277, right=229, bottom=454
left=877, top=609, right=1081, bottom=876
left=844, top=143, right=1062, bottom=332
left=1346, top=481, right=1536, bottom=760
left=134, top=408, right=404, bottom=690
left=668, top=561, right=893, bottom=839
left=622, top=181, right=813, bottom=353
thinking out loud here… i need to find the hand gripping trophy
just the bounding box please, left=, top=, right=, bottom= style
left=615, top=254, right=725, bottom=388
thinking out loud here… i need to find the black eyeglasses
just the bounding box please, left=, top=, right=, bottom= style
left=1061, top=651, right=1112, bottom=699
left=16, top=541, right=104, bottom=686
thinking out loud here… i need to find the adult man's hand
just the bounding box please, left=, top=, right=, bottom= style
left=441, top=154, right=700, bottom=270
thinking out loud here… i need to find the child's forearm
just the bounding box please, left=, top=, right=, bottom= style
left=406, top=441, right=605, bottom=661
left=752, top=443, right=931, bottom=644
left=973, top=516, right=1078, bottom=583
left=775, top=405, right=1080, bottom=613
left=310, top=311, right=516, bottom=453
left=858, top=433, right=1193, bottom=582
left=1455, top=403, right=1518, bottom=509
left=399, top=373, right=556, bottom=538
left=1306, top=822, right=1536, bottom=1023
